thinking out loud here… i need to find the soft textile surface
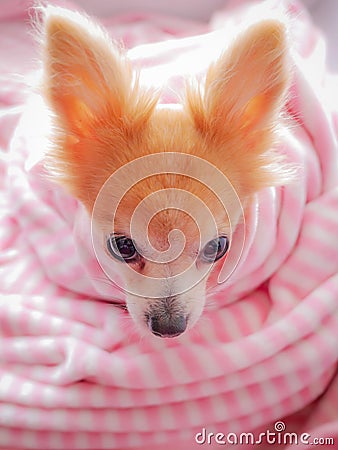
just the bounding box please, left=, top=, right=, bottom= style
left=1, top=0, right=338, bottom=449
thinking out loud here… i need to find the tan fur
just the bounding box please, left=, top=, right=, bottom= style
left=41, top=6, right=293, bottom=337
left=42, top=6, right=159, bottom=206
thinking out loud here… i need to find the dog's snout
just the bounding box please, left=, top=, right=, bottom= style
left=149, top=314, right=187, bottom=338
left=147, top=295, right=187, bottom=337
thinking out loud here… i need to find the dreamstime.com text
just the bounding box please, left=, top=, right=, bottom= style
left=195, top=421, right=335, bottom=446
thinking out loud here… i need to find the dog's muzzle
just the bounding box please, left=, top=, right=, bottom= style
left=146, top=296, right=187, bottom=338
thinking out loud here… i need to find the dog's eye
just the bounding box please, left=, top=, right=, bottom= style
left=201, top=236, right=229, bottom=263
left=107, top=235, right=139, bottom=263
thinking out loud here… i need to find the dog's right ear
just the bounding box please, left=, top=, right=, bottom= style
left=40, top=7, right=158, bottom=209
left=42, top=6, right=157, bottom=135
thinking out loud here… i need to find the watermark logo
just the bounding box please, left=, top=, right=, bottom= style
left=195, top=421, right=335, bottom=446
left=91, top=153, right=246, bottom=297
left=274, top=421, right=286, bottom=433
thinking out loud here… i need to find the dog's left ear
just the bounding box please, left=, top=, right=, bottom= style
left=186, top=20, right=290, bottom=137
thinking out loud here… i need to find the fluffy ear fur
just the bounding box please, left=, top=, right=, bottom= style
left=41, top=7, right=158, bottom=208
left=185, top=20, right=293, bottom=192
left=42, top=10, right=292, bottom=210
left=187, top=20, right=290, bottom=135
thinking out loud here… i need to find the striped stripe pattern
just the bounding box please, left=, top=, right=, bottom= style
left=1, top=0, right=338, bottom=448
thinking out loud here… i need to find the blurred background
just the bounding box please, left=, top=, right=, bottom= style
left=72, top=0, right=338, bottom=70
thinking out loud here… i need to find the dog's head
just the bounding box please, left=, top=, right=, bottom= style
left=41, top=7, right=291, bottom=337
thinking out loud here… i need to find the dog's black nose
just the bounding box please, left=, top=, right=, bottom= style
left=149, top=315, right=187, bottom=338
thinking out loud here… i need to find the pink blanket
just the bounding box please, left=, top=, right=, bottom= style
left=1, top=0, right=338, bottom=449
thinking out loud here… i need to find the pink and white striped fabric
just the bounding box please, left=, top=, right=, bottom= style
left=1, top=0, right=338, bottom=449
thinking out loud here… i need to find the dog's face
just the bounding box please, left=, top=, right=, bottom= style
left=92, top=133, right=239, bottom=337
left=42, top=7, right=291, bottom=337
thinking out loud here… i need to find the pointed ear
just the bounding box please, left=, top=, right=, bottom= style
left=42, top=6, right=157, bottom=135
left=186, top=20, right=290, bottom=136
left=40, top=7, right=158, bottom=210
